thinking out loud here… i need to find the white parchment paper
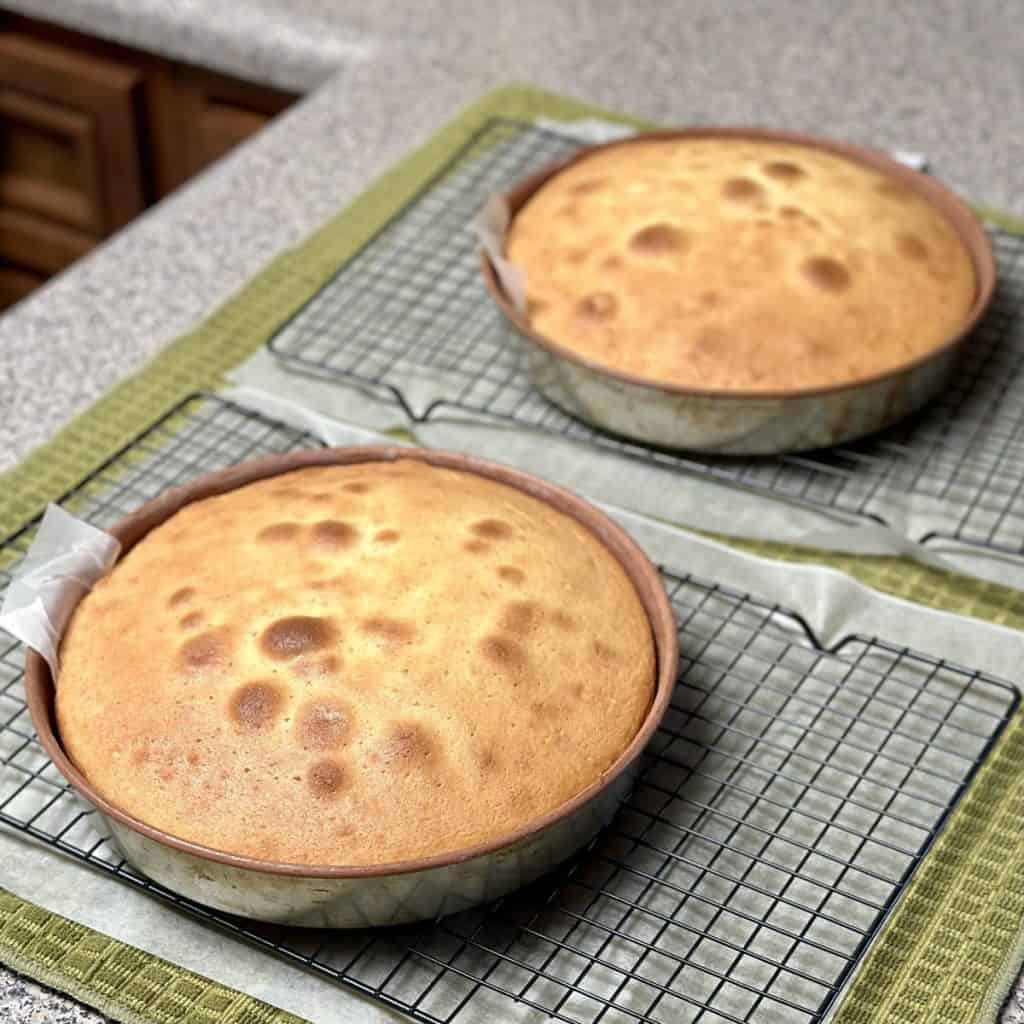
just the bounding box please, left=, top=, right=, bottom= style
left=0, top=505, right=120, bottom=675
left=471, top=195, right=526, bottom=312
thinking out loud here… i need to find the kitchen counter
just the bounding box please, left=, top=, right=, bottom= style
left=0, top=973, right=105, bottom=1024
left=1, top=1, right=1023, bottom=1021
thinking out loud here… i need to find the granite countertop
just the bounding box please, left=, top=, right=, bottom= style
left=1, top=0, right=1023, bottom=1020
left=0, top=974, right=106, bottom=1024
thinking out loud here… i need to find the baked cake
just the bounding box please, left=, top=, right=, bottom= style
left=56, top=460, right=654, bottom=866
left=504, top=137, right=976, bottom=392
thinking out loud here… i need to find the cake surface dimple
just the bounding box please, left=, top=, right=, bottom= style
left=56, top=460, right=655, bottom=866
left=505, top=138, right=977, bottom=393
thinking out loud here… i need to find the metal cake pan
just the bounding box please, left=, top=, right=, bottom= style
left=25, top=446, right=678, bottom=927
left=480, top=127, right=996, bottom=455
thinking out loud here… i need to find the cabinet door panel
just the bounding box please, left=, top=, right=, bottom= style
left=200, top=100, right=269, bottom=165
left=0, top=207, right=96, bottom=275
left=0, top=262, right=44, bottom=309
left=146, top=62, right=295, bottom=195
left=0, top=86, right=101, bottom=230
left=0, top=32, right=146, bottom=232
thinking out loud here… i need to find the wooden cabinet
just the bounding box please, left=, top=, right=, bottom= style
left=0, top=15, right=297, bottom=311
left=0, top=207, right=94, bottom=275
left=0, top=32, right=146, bottom=235
left=0, top=88, right=113, bottom=232
left=0, top=264, right=43, bottom=307
left=146, top=65, right=294, bottom=196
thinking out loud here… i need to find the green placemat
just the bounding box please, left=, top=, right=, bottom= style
left=3, top=84, right=1024, bottom=1024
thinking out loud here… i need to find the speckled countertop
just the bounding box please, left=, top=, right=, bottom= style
left=0, top=973, right=106, bottom=1024
left=1, top=1, right=1023, bottom=1020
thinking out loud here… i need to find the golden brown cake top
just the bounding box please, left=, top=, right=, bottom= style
left=57, top=461, right=655, bottom=866
left=505, top=138, right=976, bottom=392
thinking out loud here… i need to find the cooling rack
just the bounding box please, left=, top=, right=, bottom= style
left=266, top=117, right=1024, bottom=557
left=0, top=394, right=1017, bottom=1024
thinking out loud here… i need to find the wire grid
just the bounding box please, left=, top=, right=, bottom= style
left=0, top=394, right=1018, bottom=1024
left=267, top=117, right=1024, bottom=557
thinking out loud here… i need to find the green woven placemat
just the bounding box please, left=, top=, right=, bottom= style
left=3, top=84, right=1024, bottom=1024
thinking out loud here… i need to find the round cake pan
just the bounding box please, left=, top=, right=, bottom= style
left=480, top=128, right=996, bottom=455
left=25, top=447, right=678, bottom=927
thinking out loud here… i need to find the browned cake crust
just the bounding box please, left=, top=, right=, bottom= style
left=505, top=138, right=976, bottom=392
left=56, top=461, right=655, bottom=866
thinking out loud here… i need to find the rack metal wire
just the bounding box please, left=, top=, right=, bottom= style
left=267, top=117, right=1024, bottom=557
left=0, top=395, right=1017, bottom=1024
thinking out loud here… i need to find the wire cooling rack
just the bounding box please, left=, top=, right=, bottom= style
left=267, top=117, right=1024, bottom=558
left=0, top=394, right=1018, bottom=1024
